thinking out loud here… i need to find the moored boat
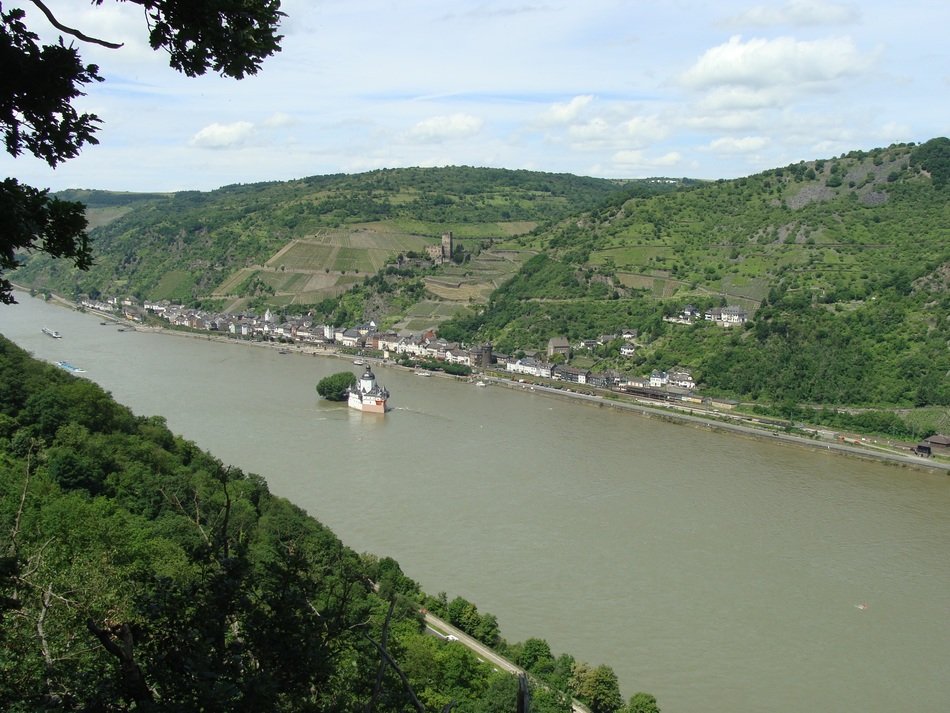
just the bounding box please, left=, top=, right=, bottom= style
left=55, top=361, right=86, bottom=373
left=42, top=327, right=62, bottom=338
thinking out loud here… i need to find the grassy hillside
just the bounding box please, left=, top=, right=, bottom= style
left=13, top=167, right=628, bottom=310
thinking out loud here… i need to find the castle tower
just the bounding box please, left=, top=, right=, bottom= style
left=358, top=366, right=377, bottom=394
left=441, top=231, right=453, bottom=260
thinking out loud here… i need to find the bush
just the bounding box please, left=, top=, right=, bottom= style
left=316, top=372, right=357, bottom=401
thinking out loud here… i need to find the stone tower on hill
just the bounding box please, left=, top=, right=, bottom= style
left=426, top=231, right=454, bottom=264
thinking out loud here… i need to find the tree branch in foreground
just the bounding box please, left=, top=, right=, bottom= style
left=29, top=0, right=123, bottom=48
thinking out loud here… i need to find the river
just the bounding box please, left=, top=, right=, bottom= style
left=3, top=294, right=949, bottom=713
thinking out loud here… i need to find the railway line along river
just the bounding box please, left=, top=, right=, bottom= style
left=4, top=294, right=949, bottom=713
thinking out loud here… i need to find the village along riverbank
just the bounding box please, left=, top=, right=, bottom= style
left=25, top=289, right=947, bottom=475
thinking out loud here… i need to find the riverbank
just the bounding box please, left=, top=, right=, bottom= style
left=483, top=377, right=949, bottom=473
left=127, top=322, right=950, bottom=474
left=21, top=290, right=949, bottom=474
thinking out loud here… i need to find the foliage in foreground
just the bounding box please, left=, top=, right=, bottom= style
left=0, top=0, right=283, bottom=304
left=0, top=335, right=651, bottom=712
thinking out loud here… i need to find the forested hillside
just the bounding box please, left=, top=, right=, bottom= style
left=13, top=167, right=627, bottom=308
left=440, top=139, right=950, bottom=410
left=0, top=336, right=652, bottom=713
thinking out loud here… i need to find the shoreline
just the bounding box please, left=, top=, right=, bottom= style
left=486, top=378, right=949, bottom=474
left=125, top=321, right=950, bottom=474
left=20, top=290, right=950, bottom=475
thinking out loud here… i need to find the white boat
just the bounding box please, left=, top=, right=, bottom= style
left=347, top=366, right=389, bottom=414
left=475, top=380, right=488, bottom=387
left=353, top=359, right=365, bottom=366
left=42, top=327, right=62, bottom=338
left=415, top=370, right=431, bottom=377
left=55, top=361, right=85, bottom=373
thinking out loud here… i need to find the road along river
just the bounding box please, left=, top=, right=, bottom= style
left=3, top=295, right=949, bottom=713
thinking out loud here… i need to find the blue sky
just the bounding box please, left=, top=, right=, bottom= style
left=3, top=0, right=948, bottom=192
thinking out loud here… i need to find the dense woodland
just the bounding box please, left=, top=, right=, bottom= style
left=0, top=336, right=658, bottom=713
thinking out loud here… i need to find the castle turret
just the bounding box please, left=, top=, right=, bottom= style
left=358, top=366, right=377, bottom=394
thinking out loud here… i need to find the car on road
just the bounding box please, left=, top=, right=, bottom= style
left=445, top=635, right=458, bottom=641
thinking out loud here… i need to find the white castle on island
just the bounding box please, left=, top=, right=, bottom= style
left=347, top=366, right=390, bottom=414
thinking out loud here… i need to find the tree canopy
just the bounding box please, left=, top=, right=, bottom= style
left=317, top=371, right=357, bottom=401
left=0, top=0, right=285, bottom=303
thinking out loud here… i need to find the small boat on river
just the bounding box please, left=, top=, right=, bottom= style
left=55, top=361, right=85, bottom=374
left=42, top=327, right=62, bottom=338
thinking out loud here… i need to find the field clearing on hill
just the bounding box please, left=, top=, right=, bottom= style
left=153, top=270, right=193, bottom=300
left=718, top=276, right=769, bottom=303
left=277, top=273, right=311, bottom=292
left=618, top=272, right=673, bottom=291
left=391, top=300, right=468, bottom=333
left=214, top=268, right=255, bottom=295
left=900, top=407, right=950, bottom=435
left=615, top=271, right=766, bottom=307
left=267, top=230, right=434, bottom=273
left=266, top=242, right=337, bottom=271
left=425, top=280, right=493, bottom=302
left=340, top=227, right=432, bottom=252
left=424, top=249, right=529, bottom=303
left=593, top=245, right=676, bottom=267
left=85, top=206, right=135, bottom=230
left=376, top=218, right=539, bottom=240
left=332, top=247, right=382, bottom=274
left=299, top=273, right=345, bottom=291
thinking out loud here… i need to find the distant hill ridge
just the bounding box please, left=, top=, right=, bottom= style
left=18, top=166, right=636, bottom=309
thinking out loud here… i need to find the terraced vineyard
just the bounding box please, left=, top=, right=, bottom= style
left=210, top=227, right=434, bottom=310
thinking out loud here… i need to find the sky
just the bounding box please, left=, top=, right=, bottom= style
left=3, top=0, right=948, bottom=192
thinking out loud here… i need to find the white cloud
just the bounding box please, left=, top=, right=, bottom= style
left=680, top=35, right=871, bottom=93
left=697, top=86, right=788, bottom=111
left=263, top=113, right=296, bottom=128
left=730, top=1, right=860, bottom=27
left=190, top=122, right=256, bottom=149
left=684, top=110, right=766, bottom=132
left=873, top=121, right=913, bottom=141
left=706, top=136, right=770, bottom=153
left=611, top=150, right=683, bottom=171
left=407, top=114, right=484, bottom=142
left=567, top=118, right=612, bottom=143
left=4, top=1, right=947, bottom=191
left=562, top=113, right=670, bottom=152
left=622, top=115, right=670, bottom=143
left=541, top=95, right=594, bottom=125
